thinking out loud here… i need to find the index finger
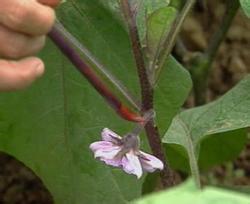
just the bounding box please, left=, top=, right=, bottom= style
left=38, top=0, right=61, bottom=7
left=0, top=0, right=56, bottom=36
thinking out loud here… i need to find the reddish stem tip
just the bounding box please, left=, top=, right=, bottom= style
left=118, top=105, right=144, bottom=123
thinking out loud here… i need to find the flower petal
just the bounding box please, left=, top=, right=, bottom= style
left=122, top=151, right=143, bottom=179
left=101, top=128, right=122, bottom=143
left=139, top=151, right=164, bottom=172
left=90, top=141, right=123, bottom=168
left=100, top=158, right=122, bottom=167
left=94, top=145, right=121, bottom=160
left=89, top=141, right=113, bottom=152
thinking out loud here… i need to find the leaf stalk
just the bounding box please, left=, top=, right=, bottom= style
left=153, top=0, right=196, bottom=85
left=48, top=25, right=143, bottom=123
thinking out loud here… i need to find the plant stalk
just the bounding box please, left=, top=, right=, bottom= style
left=191, top=0, right=240, bottom=105
left=154, top=0, right=196, bottom=85
left=206, top=0, right=240, bottom=62
left=120, top=0, right=175, bottom=187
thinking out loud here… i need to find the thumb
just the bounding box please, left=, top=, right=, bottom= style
left=0, top=57, right=44, bottom=91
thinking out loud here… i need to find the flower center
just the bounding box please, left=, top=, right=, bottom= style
left=121, top=134, right=140, bottom=151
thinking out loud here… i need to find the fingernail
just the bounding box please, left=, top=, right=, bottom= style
left=35, top=61, right=44, bottom=77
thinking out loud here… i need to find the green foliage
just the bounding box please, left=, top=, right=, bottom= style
left=133, top=180, right=250, bottom=204
left=240, top=0, right=250, bottom=17
left=198, top=129, right=247, bottom=170
left=163, top=76, right=250, bottom=173
left=133, top=0, right=171, bottom=39
left=155, top=56, right=192, bottom=133
left=141, top=173, right=159, bottom=195
left=0, top=0, right=191, bottom=203
left=98, top=0, right=171, bottom=40
left=224, top=185, right=250, bottom=195
left=169, top=0, right=185, bottom=9
left=146, top=6, right=177, bottom=60
left=131, top=0, right=171, bottom=15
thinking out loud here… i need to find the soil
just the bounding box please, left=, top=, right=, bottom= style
left=180, top=0, right=250, bottom=187
left=0, top=154, right=53, bottom=204
left=0, top=0, right=249, bottom=203
left=181, top=0, right=250, bottom=100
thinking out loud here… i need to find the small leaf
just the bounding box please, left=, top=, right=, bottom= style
left=163, top=76, right=250, bottom=172
left=240, top=0, right=250, bottom=18
left=134, top=0, right=171, bottom=39
left=132, top=180, right=250, bottom=204
left=146, top=6, right=177, bottom=60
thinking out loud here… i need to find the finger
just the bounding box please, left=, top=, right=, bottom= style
left=0, top=25, right=45, bottom=59
left=0, top=0, right=55, bottom=36
left=38, top=0, right=61, bottom=7
left=0, top=57, right=44, bottom=91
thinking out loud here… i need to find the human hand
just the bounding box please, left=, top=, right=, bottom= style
left=0, top=0, right=60, bottom=91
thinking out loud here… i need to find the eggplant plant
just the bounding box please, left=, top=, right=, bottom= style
left=0, top=0, right=249, bottom=203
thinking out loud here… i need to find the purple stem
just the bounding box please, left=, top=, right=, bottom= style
left=48, top=26, right=143, bottom=123
left=120, top=0, right=175, bottom=187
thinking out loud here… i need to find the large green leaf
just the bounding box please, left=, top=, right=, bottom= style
left=163, top=76, right=250, bottom=173
left=133, top=180, right=250, bottom=204
left=198, top=129, right=247, bottom=170
left=240, top=0, right=250, bottom=17
left=155, top=56, right=192, bottom=134
left=0, top=0, right=191, bottom=203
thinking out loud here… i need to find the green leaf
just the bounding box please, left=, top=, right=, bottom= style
left=163, top=76, right=250, bottom=173
left=0, top=0, right=192, bottom=203
left=132, top=180, right=250, bottom=204
left=136, top=0, right=170, bottom=12
left=155, top=56, right=192, bottom=134
left=146, top=6, right=177, bottom=60
left=240, top=0, right=250, bottom=18
left=166, top=129, right=247, bottom=173
left=198, top=129, right=247, bottom=170
left=164, top=144, right=190, bottom=172
left=98, top=0, right=171, bottom=19
left=169, top=0, right=185, bottom=9
left=134, top=0, right=171, bottom=40
left=142, top=173, right=159, bottom=195
left=222, top=185, right=250, bottom=195
left=98, top=0, right=171, bottom=40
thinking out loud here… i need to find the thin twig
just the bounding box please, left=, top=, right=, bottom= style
left=153, top=0, right=196, bottom=85
left=173, top=37, right=190, bottom=62
left=120, top=0, right=175, bottom=188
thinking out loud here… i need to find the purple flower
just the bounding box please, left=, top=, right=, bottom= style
left=90, top=128, right=164, bottom=178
